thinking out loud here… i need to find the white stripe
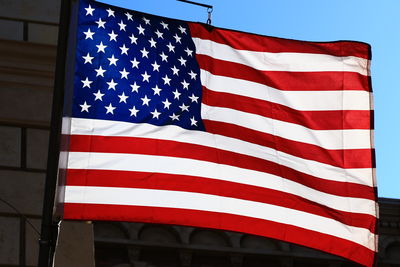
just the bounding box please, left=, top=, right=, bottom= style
left=200, top=69, right=371, bottom=111
left=202, top=104, right=371, bottom=150
left=193, top=37, right=369, bottom=76
left=64, top=186, right=376, bottom=251
left=65, top=151, right=376, bottom=217
left=67, top=117, right=374, bottom=187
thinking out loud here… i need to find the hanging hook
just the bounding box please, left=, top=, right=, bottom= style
left=177, top=0, right=214, bottom=25
left=207, top=7, right=213, bottom=25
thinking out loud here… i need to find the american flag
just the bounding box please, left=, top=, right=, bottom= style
left=60, top=0, right=377, bottom=266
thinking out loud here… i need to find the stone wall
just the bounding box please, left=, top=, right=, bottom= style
left=0, top=0, right=59, bottom=44
left=0, top=7, right=58, bottom=263
left=0, top=8, right=56, bottom=264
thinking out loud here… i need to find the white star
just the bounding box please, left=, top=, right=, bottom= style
left=141, top=71, right=151, bottom=82
left=119, top=68, right=129, bottom=79
left=172, top=89, right=181, bottom=99
left=108, top=30, right=118, bottom=41
left=181, top=79, right=190, bottom=89
left=125, top=12, right=133, bottom=21
left=171, top=65, right=180, bottom=75
left=94, top=66, right=106, bottom=77
left=162, top=98, right=172, bottom=109
left=190, top=116, right=198, bottom=126
left=151, top=61, right=160, bottom=72
left=85, top=5, right=95, bottom=16
left=81, top=77, right=92, bottom=88
left=129, top=106, right=139, bottom=117
left=162, top=74, right=171, bottom=85
left=166, top=42, right=175, bottom=52
left=118, top=20, right=127, bottom=31
left=149, top=38, right=157, bottom=48
left=179, top=103, right=189, bottom=112
left=119, top=44, right=129, bottom=55
left=80, top=101, right=91, bottom=112
left=185, top=47, right=194, bottom=57
left=142, top=17, right=151, bottom=25
left=95, top=18, right=106, bottom=28
left=151, top=109, right=161, bottom=119
left=82, top=53, right=94, bottom=64
left=130, top=82, right=140, bottom=92
left=118, top=92, right=129, bottom=103
left=130, top=58, right=140, bottom=69
left=106, top=79, right=118, bottom=90
left=152, top=85, right=162, bottom=95
left=160, top=21, right=169, bottom=29
left=106, top=8, right=115, bottom=17
left=178, top=57, right=187, bottom=66
left=188, top=70, right=197, bottom=80
left=140, top=47, right=149, bottom=58
left=141, top=95, right=151, bottom=106
left=169, top=113, right=180, bottom=121
left=155, top=29, right=164, bottom=39
left=93, top=90, right=105, bottom=101
left=83, top=28, right=95, bottom=40
left=129, top=34, right=138, bottom=44
left=173, top=34, right=182, bottom=43
left=178, top=25, right=187, bottom=34
left=137, top=24, right=145, bottom=35
left=189, top=94, right=199, bottom=103
left=107, top=54, right=119, bottom=66
left=160, top=52, right=168, bottom=62
left=96, top=42, right=107, bottom=53
left=105, top=103, right=116, bottom=114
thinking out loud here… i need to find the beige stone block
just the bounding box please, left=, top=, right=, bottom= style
left=0, top=125, right=21, bottom=167
left=0, top=0, right=60, bottom=23
left=53, top=221, right=95, bottom=267
left=0, top=170, right=45, bottom=215
left=0, top=19, right=23, bottom=41
left=0, top=87, right=53, bottom=123
left=0, top=216, right=19, bottom=265
left=25, top=218, right=41, bottom=266
left=29, top=23, right=58, bottom=45
left=27, top=128, right=49, bottom=170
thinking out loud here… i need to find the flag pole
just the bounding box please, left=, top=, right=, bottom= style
left=176, top=0, right=213, bottom=9
left=38, top=0, right=72, bottom=266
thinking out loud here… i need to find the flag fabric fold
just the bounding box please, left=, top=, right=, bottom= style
left=60, top=0, right=377, bottom=265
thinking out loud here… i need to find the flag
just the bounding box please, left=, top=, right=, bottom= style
left=60, top=0, right=377, bottom=265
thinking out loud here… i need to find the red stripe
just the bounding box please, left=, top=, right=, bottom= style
left=203, top=88, right=372, bottom=130
left=63, top=203, right=376, bottom=266
left=189, top=23, right=371, bottom=60
left=67, top=134, right=375, bottom=199
left=203, top=120, right=374, bottom=169
left=65, top=169, right=377, bottom=232
left=196, top=54, right=370, bottom=91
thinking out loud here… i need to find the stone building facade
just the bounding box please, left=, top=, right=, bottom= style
left=0, top=1, right=399, bottom=266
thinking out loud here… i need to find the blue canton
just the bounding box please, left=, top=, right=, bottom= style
left=72, top=0, right=204, bottom=130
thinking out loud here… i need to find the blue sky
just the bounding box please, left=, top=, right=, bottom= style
left=99, top=0, right=399, bottom=199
